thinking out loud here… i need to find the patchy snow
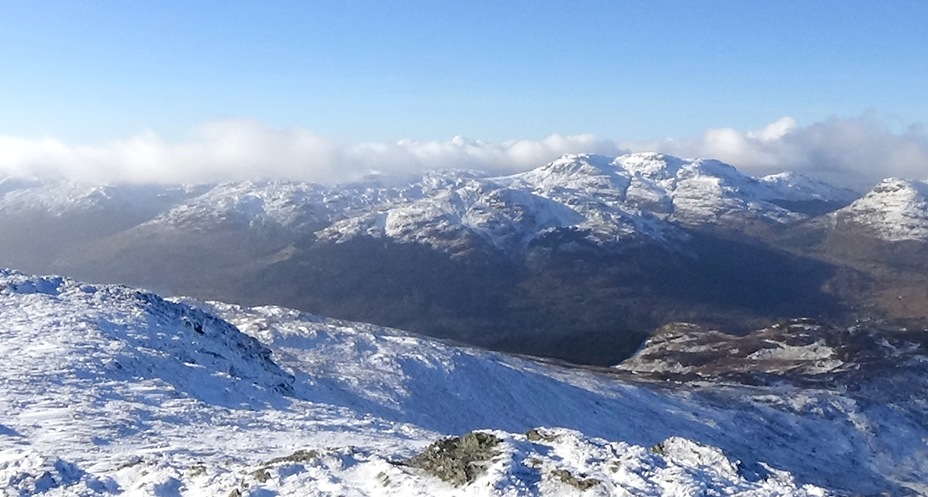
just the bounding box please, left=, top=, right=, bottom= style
left=616, top=321, right=858, bottom=379
left=1, top=270, right=926, bottom=495
left=746, top=342, right=844, bottom=374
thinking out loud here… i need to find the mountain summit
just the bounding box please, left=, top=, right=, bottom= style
left=830, top=177, right=928, bottom=241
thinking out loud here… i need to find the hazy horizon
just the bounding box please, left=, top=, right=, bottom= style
left=2, top=2, right=927, bottom=188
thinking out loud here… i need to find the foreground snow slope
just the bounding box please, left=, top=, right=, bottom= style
left=0, top=270, right=924, bottom=495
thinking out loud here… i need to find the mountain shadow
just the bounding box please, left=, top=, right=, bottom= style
left=236, top=231, right=845, bottom=366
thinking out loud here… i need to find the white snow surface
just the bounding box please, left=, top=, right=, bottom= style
left=757, top=173, right=858, bottom=203
left=831, top=177, right=928, bottom=241
left=1, top=270, right=926, bottom=495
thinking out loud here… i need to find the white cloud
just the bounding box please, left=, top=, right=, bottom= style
left=1, top=115, right=927, bottom=189
left=0, top=119, right=624, bottom=185
left=624, top=114, right=928, bottom=189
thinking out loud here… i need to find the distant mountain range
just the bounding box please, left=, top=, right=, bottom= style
left=1, top=153, right=926, bottom=364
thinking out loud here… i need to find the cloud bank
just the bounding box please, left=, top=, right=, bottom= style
left=0, top=120, right=623, bottom=185
left=626, top=114, right=928, bottom=189
left=1, top=115, right=926, bottom=188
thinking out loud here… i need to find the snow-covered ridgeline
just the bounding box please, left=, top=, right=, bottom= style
left=0, top=153, right=861, bottom=255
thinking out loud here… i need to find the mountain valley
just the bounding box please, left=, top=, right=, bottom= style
left=3, top=153, right=911, bottom=365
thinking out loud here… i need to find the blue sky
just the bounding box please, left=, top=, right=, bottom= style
left=1, top=1, right=928, bottom=185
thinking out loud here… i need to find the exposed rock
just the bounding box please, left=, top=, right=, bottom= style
left=402, top=431, right=501, bottom=486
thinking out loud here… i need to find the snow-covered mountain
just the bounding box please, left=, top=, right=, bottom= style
left=0, top=178, right=194, bottom=216
left=318, top=153, right=859, bottom=252
left=0, top=153, right=858, bottom=257
left=827, top=177, right=928, bottom=242
left=1, top=269, right=926, bottom=495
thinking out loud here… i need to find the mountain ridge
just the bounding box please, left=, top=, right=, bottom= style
left=0, top=152, right=862, bottom=253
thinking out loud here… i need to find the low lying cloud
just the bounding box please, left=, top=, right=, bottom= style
left=626, top=114, right=928, bottom=189
left=1, top=115, right=926, bottom=188
left=0, top=119, right=623, bottom=185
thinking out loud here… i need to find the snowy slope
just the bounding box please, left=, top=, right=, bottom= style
left=1, top=269, right=926, bottom=495
left=0, top=179, right=196, bottom=217
left=829, top=177, right=928, bottom=241
left=758, top=172, right=859, bottom=203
